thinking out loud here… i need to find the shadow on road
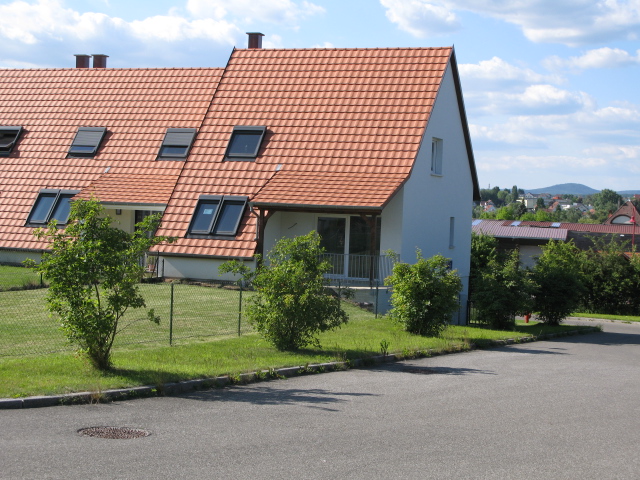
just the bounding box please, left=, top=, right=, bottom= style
left=177, top=386, right=378, bottom=411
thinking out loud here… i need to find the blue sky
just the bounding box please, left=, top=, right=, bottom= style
left=1, top=0, right=639, bottom=192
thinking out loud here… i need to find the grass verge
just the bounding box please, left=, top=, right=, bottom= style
left=0, top=303, right=597, bottom=399
left=570, top=313, right=640, bottom=323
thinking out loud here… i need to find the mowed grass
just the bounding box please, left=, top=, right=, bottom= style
left=0, top=297, right=597, bottom=398
left=0, top=264, right=44, bottom=290
left=0, top=283, right=254, bottom=356
left=570, top=312, right=640, bottom=323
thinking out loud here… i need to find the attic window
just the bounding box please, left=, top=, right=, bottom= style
left=0, top=126, right=22, bottom=156
left=188, top=195, right=247, bottom=236
left=26, top=189, right=79, bottom=225
left=158, top=128, right=197, bottom=160
left=225, top=126, right=266, bottom=160
left=68, top=127, right=106, bottom=157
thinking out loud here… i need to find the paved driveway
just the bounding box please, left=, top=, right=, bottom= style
left=2, top=321, right=639, bottom=479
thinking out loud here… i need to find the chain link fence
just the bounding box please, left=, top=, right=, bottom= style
left=0, top=279, right=255, bottom=357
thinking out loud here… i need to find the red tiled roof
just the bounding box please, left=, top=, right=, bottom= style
left=0, top=67, right=222, bottom=251
left=509, top=220, right=639, bottom=234
left=158, top=47, right=455, bottom=257
left=1, top=47, right=471, bottom=259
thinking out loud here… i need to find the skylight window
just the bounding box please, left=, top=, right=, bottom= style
left=68, top=127, right=106, bottom=157
left=225, top=126, right=266, bottom=160
left=0, top=126, right=22, bottom=156
left=158, top=128, right=197, bottom=160
left=188, top=195, right=247, bottom=236
left=26, top=190, right=79, bottom=226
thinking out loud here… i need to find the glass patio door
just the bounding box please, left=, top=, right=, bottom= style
left=317, top=217, right=346, bottom=276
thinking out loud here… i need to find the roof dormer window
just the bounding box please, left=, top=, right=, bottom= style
left=225, top=126, right=266, bottom=160
left=188, top=195, right=247, bottom=236
left=68, top=127, right=106, bottom=157
left=26, top=189, right=79, bottom=226
left=0, top=126, right=23, bottom=156
left=158, top=128, right=197, bottom=160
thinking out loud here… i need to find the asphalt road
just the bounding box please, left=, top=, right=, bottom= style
left=2, top=320, right=639, bottom=479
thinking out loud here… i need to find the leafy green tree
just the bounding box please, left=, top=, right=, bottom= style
left=531, top=240, right=586, bottom=325
left=472, top=249, right=533, bottom=329
left=242, top=232, right=348, bottom=350
left=535, top=197, right=546, bottom=210
left=26, top=198, right=171, bottom=370
left=580, top=236, right=640, bottom=315
left=470, top=232, right=500, bottom=283
left=385, top=251, right=462, bottom=336
left=591, top=189, right=622, bottom=219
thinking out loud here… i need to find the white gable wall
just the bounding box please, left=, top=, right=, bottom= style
left=399, top=61, right=474, bottom=319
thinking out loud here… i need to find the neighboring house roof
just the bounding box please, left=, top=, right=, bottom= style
left=1, top=45, right=479, bottom=259
left=472, top=219, right=568, bottom=241
left=0, top=67, right=222, bottom=251
left=603, top=201, right=640, bottom=225
left=510, top=220, right=639, bottom=234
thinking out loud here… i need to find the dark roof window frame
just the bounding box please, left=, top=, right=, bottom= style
left=187, top=195, right=247, bottom=237
left=26, top=189, right=79, bottom=226
left=0, top=126, right=23, bottom=156
left=224, top=126, right=267, bottom=161
left=157, top=128, right=197, bottom=160
left=68, top=127, right=107, bottom=157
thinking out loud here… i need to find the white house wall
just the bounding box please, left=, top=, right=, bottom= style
left=400, top=60, right=474, bottom=319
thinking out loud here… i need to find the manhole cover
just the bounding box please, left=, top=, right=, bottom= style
left=78, top=426, right=151, bottom=439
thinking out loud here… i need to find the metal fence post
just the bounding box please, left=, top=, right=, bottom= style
left=375, top=280, right=379, bottom=318
left=238, top=280, right=243, bottom=336
left=169, top=282, right=174, bottom=346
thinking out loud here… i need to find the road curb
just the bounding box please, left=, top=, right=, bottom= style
left=0, top=326, right=601, bottom=409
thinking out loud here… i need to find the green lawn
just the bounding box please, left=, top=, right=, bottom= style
left=0, top=264, right=44, bottom=291
left=0, top=298, right=597, bottom=399
left=570, top=312, right=640, bottom=323
left=0, top=283, right=254, bottom=356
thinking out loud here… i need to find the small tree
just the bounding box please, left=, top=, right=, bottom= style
left=531, top=240, right=585, bottom=325
left=385, top=251, right=462, bottom=336
left=243, top=232, right=348, bottom=350
left=26, top=198, right=171, bottom=370
left=472, top=249, right=533, bottom=329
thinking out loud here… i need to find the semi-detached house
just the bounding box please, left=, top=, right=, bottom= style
left=0, top=34, right=480, bottom=321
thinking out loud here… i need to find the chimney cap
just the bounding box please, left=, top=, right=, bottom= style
left=74, top=54, right=91, bottom=69
left=92, top=54, right=109, bottom=69
left=246, top=32, right=264, bottom=49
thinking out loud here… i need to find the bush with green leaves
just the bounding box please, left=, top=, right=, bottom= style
left=239, top=232, right=348, bottom=350
left=25, top=198, right=171, bottom=370
left=531, top=240, right=586, bottom=325
left=472, top=249, right=533, bottom=329
left=580, top=236, right=640, bottom=315
left=385, top=251, right=462, bottom=336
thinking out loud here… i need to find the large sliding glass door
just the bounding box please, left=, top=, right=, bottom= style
left=317, top=216, right=381, bottom=279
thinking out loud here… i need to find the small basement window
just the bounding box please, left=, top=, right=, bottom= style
left=188, top=195, right=247, bottom=236
left=26, top=190, right=79, bottom=226
left=157, top=128, right=197, bottom=160
left=0, top=126, right=23, bottom=156
left=225, top=126, right=266, bottom=160
left=68, top=127, right=107, bottom=157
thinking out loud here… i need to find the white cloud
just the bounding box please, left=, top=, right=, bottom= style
left=460, top=57, right=564, bottom=90
left=379, top=0, right=460, bottom=38
left=380, top=0, right=640, bottom=45
left=186, top=0, right=324, bottom=26
left=544, top=47, right=640, bottom=71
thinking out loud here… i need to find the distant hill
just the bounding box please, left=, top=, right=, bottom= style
left=525, top=183, right=599, bottom=195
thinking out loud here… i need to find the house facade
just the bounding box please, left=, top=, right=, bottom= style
left=0, top=35, right=479, bottom=320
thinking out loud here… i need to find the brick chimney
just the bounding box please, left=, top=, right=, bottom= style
left=247, top=32, right=264, bottom=49
left=74, top=54, right=91, bottom=68
left=92, top=54, right=109, bottom=68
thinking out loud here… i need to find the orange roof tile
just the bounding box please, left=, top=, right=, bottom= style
left=158, top=47, right=454, bottom=258
left=0, top=67, right=222, bottom=251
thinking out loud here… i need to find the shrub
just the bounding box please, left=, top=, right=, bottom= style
left=531, top=240, right=586, bottom=325
left=26, top=198, right=171, bottom=370
left=472, top=249, right=533, bottom=329
left=385, top=251, right=462, bottom=336
left=240, top=232, right=348, bottom=350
